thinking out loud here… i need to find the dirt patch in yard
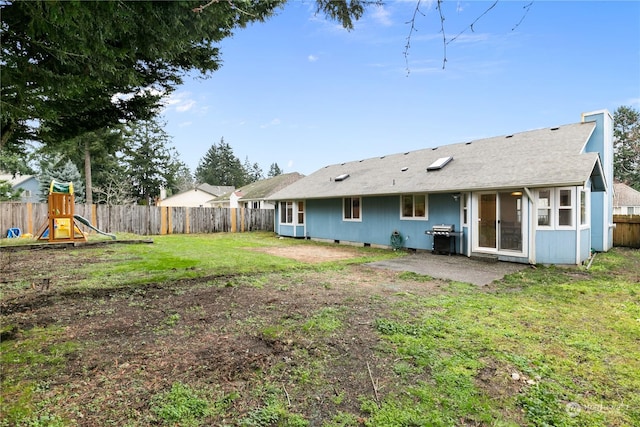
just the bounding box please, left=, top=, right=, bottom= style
left=0, top=243, right=448, bottom=425
left=6, top=244, right=636, bottom=425
left=247, top=244, right=364, bottom=263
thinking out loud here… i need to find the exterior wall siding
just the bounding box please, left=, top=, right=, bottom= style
left=304, top=194, right=462, bottom=251
left=583, top=111, right=614, bottom=251
left=536, top=230, right=577, bottom=264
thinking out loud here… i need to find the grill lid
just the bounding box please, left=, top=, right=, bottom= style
left=432, top=224, right=455, bottom=232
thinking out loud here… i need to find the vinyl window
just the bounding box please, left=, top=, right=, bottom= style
left=280, top=201, right=293, bottom=224
left=297, top=201, right=305, bottom=224
left=343, top=197, right=361, bottom=221
left=537, top=188, right=579, bottom=229
left=401, top=194, right=427, bottom=219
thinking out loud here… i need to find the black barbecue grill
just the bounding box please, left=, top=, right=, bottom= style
left=425, top=224, right=463, bottom=255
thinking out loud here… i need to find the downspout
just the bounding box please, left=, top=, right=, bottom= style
left=524, top=187, right=536, bottom=264
left=575, top=186, right=581, bottom=265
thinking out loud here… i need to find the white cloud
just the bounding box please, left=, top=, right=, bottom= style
left=260, top=118, right=281, bottom=129
left=308, top=54, right=319, bottom=62
left=371, top=5, right=393, bottom=27
left=164, top=92, right=197, bottom=113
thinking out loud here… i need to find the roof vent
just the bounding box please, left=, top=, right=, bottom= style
left=506, top=135, right=513, bottom=139
left=427, top=156, right=453, bottom=171
left=401, top=167, right=409, bottom=172
left=432, top=147, right=438, bottom=150
left=335, top=173, right=350, bottom=182
left=550, top=127, right=560, bottom=131
left=465, top=141, right=472, bottom=145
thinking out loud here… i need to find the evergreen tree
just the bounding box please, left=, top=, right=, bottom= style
left=122, top=119, right=177, bottom=205
left=2, top=1, right=363, bottom=155
left=0, top=180, right=23, bottom=201
left=38, top=156, right=85, bottom=203
left=268, top=163, right=284, bottom=177
left=195, top=138, right=245, bottom=187
left=613, top=106, right=640, bottom=190
left=166, top=160, right=194, bottom=196
left=243, top=156, right=264, bottom=184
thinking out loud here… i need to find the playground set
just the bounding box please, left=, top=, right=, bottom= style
left=5, top=180, right=115, bottom=242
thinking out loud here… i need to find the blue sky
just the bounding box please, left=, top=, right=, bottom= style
left=161, top=0, right=640, bottom=177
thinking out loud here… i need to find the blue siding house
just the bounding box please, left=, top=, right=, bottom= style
left=0, top=173, right=42, bottom=203
left=268, top=110, right=614, bottom=265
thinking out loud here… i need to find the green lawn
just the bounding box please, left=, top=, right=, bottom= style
left=1, top=233, right=638, bottom=426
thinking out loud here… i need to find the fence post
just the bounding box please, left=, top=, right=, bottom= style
left=231, top=208, right=237, bottom=232
left=160, top=206, right=167, bottom=235
left=26, top=202, right=33, bottom=235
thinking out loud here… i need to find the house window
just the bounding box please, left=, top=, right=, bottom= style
left=343, top=197, right=361, bottom=221
left=24, top=190, right=32, bottom=197
left=297, top=201, right=305, bottom=224
left=558, top=188, right=573, bottom=227
left=537, top=189, right=552, bottom=227
left=537, top=188, right=578, bottom=228
left=628, top=207, right=634, bottom=215
left=251, top=201, right=259, bottom=209
left=401, top=194, right=427, bottom=219
left=280, top=201, right=293, bottom=224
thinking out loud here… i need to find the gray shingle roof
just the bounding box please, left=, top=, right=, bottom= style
left=238, top=172, right=304, bottom=201
left=614, top=182, right=640, bottom=206
left=268, top=121, right=601, bottom=200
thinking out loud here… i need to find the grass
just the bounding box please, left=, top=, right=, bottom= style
left=367, top=250, right=640, bottom=426
left=1, top=233, right=638, bottom=426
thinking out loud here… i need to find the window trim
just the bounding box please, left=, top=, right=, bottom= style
left=536, top=189, right=553, bottom=229
left=579, top=188, right=589, bottom=228
left=280, top=201, right=293, bottom=224
left=400, top=194, right=428, bottom=220
left=343, top=196, right=362, bottom=222
left=536, top=187, right=583, bottom=230
left=557, top=187, right=575, bottom=229
left=297, top=201, right=305, bottom=225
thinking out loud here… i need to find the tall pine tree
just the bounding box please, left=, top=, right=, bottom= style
left=613, top=106, right=640, bottom=190
left=122, top=119, right=181, bottom=205
left=195, top=137, right=246, bottom=187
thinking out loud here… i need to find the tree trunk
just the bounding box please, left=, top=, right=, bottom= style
left=84, top=139, right=93, bottom=205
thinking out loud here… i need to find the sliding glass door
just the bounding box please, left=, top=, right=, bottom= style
left=477, top=192, right=523, bottom=252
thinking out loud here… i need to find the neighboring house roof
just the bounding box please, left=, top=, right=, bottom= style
left=614, top=182, right=640, bottom=207
left=238, top=173, right=304, bottom=201
left=158, top=184, right=235, bottom=207
left=213, top=173, right=305, bottom=203
left=268, top=121, right=604, bottom=200
left=197, top=183, right=235, bottom=197
left=0, top=173, right=35, bottom=187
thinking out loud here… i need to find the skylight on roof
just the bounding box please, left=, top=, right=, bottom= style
left=335, top=173, right=350, bottom=182
left=427, top=156, right=453, bottom=171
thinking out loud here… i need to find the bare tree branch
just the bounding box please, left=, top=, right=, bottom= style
left=403, top=0, right=426, bottom=76
left=404, top=0, right=535, bottom=72
left=447, top=0, right=499, bottom=46
left=512, top=1, right=534, bottom=31
left=437, top=0, right=447, bottom=69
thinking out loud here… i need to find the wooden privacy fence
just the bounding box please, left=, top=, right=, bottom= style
left=0, top=203, right=274, bottom=237
left=613, top=215, right=640, bottom=249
